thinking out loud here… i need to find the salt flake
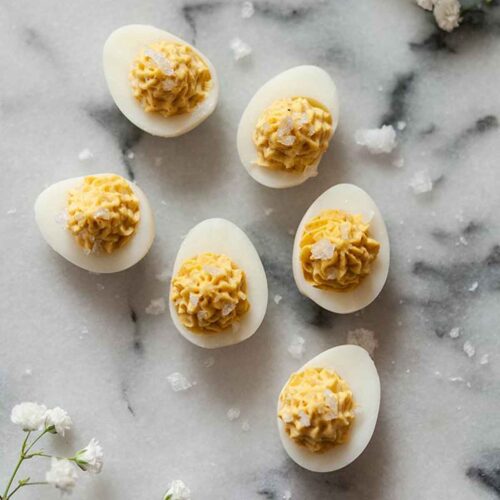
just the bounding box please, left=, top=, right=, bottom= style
left=203, top=357, right=215, bottom=368
left=354, top=125, right=397, bottom=154
left=409, top=170, right=433, bottom=194
left=298, top=410, right=310, bottom=427
left=241, top=420, right=251, bottom=431
left=144, top=48, right=174, bottom=75
left=311, top=238, right=335, bottom=260
left=479, top=354, right=489, bottom=365
left=227, top=407, right=240, bottom=421
left=347, top=328, right=378, bottom=357
left=274, top=294, right=283, bottom=305
left=468, top=281, right=479, bottom=292
left=241, top=1, right=255, bottom=18
left=145, top=297, right=166, bottom=315
left=230, top=38, right=252, bottom=61
left=288, top=335, right=305, bottom=360
left=448, top=327, right=460, bottom=339
left=463, top=341, right=475, bottom=358
left=78, top=148, right=93, bottom=161
left=167, top=372, right=192, bottom=392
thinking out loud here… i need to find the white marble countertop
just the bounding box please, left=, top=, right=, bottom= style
left=1, top=0, right=500, bottom=498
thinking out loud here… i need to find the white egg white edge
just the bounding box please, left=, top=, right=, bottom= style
left=237, top=65, right=340, bottom=189
left=168, top=218, right=268, bottom=349
left=292, top=183, right=390, bottom=314
left=34, top=174, right=155, bottom=274
left=277, top=344, right=381, bottom=473
left=103, top=24, right=219, bottom=138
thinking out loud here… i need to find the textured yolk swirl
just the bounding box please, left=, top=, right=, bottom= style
left=171, top=253, right=250, bottom=333
left=130, top=41, right=212, bottom=117
left=278, top=367, right=355, bottom=453
left=300, top=209, right=380, bottom=291
left=253, top=96, right=333, bottom=174
left=66, top=175, right=140, bottom=255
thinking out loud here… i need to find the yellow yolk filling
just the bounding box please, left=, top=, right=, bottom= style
left=252, top=96, right=333, bottom=174
left=66, top=175, right=140, bottom=255
left=171, top=253, right=250, bottom=333
left=278, top=367, right=355, bottom=453
left=300, top=209, right=380, bottom=291
left=130, top=41, right=212, bottom=117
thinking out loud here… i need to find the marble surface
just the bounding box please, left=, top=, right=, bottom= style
left=1, top=0, right=500, bottom=498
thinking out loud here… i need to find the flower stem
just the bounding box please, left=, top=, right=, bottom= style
left=6, top=481, right=48, bottom=499
left=2, top=432, right=31, bottom=499
left=24, top=429, right=49, bottom=455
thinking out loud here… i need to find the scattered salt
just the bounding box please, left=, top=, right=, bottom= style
left=265, top=208, right=274, bottom=216
left=241, top=1, right=255, bottom=18
left=241, top=420, right=251, bottom=431
left=281, top=411, right=293, bottom=423
left=189, top=293, right=199, bottom=308
left=203, top=265, right=224, bottom=277
left=6, top=208, right=17, bottom=215
left=203, top=357, right=215, bottom=368
left=288, top=335, right=305, bottom=360
left=227, top=407, right=241, bottom=421
left=160, top=200, right=167, bottom=206
left=468, top=281, right=479, bottom=292
left=163, top=79, right=176, bottom=91
left=96, top=283, right=105, bottom=291
left=463, top=341, right=475, bottom=358
left=230, top=37, right=252, bottom=61
left=93, top=208, right=110, bottom=220
left=156, top=269, right=170, bottom=282
left=354, top=125, right=397, bottom=154
left=274, top=294, right=282, bottom=305
left=222, top=302, right=236, bottom=317
left=167, top=372, right=192, bottom=392
left=298, top=410, right=310, bottom=427
left=311, top=238, right=335, bottom=260
left=78, top=148, right=93, bottom=161
left=409, top=170, right=433, bottom=194
left=278, top=135, right=296, bottom=147
left=340, top=222, right=351, bottom=240
left=144, top=48, right=174, bottom=75
left=126, top=150, right=135, bottom=160
left=397, top=121, right=407, bottom=131
left=24, top=368, right=32, bottom=377
left=449, top=376, right=464, bottom=383
left=416, top=0, right=435, bottom=11
left=459, top=236, right=468, bottom=246
left=448, top=327, right=461, bottom=339
left=347, top=328, right=378, bottom=357
left=278, top=116, right=294, bottom=136
left=288, top=228, right=295, bottom=236
left=283, top=491, right=292, bottom=500
left=323, top=389, right=338, bottom=419
left=145, top=297, right=166, bottom=315
left=479, top=354, right=489, bottom=365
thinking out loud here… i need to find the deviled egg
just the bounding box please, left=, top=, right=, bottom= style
left=237, top=66, right=339, bottom=188
left=103, top=24, right=219, bottom=137
left=277, top=345, right=380, bottom=472
left=169, top=218, right=268, bottom=348
left=35, top=174, right=155, bottom=273
left=293, top=183, right=389, bottom=314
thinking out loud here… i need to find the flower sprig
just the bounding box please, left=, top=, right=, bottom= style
left=1, top=402, right=103, bottom=499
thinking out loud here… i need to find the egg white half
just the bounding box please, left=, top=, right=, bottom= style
left=169, top=218, right=268, bottom=348
left=237, top=65, right=339, bottom=189
left=277, top=344, right=380, bottom=472
left=293, top=183, right=390, bottom=314
left=103, top=24, right=219, bottom=137
left=34, top=174, right=155, bottom=273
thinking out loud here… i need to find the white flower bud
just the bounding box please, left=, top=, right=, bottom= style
left=45, top=458, right=78, bottom=493
left=45, top=407, right=72, bottom=436
left=10, top=402, right=47, bottom=431
left=75, top=438, right=104, bottom=474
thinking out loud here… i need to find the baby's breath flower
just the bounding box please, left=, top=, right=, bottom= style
left=45, top=407, right=72, bottom=436
left=46, top=458, right=78, bottom=493
left=164, top=479, right=191, bottom=500
left=433, top=0, right=461, bottom=31
left=10, top=402, right=47, bottom=431
left=416, top=0, right=436, bottom=10
left=75, top=438, right=104, bottom=474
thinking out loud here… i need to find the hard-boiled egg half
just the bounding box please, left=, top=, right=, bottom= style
left=277, top=345, right=380, bottom=472
left=35, top=174, right=155, bottom=273
left=237, top=66, right=339, bottom=189
left=293, top=183, right=389, bottom=314
left=103, top=24, right=219, bottom=137
left=169, top=218, right=268, bottom=348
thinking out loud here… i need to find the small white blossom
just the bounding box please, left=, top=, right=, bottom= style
left=10, top=402, right=47, bottom=431
left=75, top=438, right=104, bottom=474
left=433, top=0, right=461, bottom=32
left=45, top=407, right=72, bottom=436
left=164, top=479, right=191, bottom=500
left=46, top=458, right=78, bottom=493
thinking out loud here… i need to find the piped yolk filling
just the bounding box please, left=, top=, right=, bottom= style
left=253, top=96, right=333, bottom=174
left=130, top=41, right=212, bottom=117
left=299, top=209, right=380, bottom=291
left=171, top=252, right=250, bottom=334
left=278, top=367, right=355, bottom=453
left=66, top=175, right=140, bottom=255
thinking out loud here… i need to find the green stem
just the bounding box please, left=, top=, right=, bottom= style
left=24, top=429, right=49, bottom=455
left=6, top=481, right=48, bottom=500
left=2, top=432, right=31, bottom=499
